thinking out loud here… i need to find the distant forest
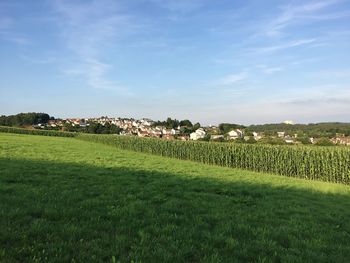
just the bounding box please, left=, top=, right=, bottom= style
left=0, top=113, right=52, bottom=127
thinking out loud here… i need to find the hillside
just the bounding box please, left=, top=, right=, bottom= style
left=0, top=133, right=349, bottom=262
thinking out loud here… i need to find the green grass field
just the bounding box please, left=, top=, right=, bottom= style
left=0, top=133, right=350, bottom=262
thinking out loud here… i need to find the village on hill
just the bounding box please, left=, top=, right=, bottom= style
left=36, top=116, right=350, bottom=146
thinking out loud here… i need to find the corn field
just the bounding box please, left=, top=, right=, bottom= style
left=76, top=134, right=350, bottom=185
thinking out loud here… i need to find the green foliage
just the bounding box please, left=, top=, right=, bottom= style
left=315, top=137, right=334, bottom=146
left=179, top=126, right=193, bottom=135
left=179, top=119, right=193, bottom=127
left=234, top=138, right=246, bottom=144
left=193, top=122, right=201, bottom=130
left=0, top=112, right=51, bottom=127
left=87, top=122, right=122, bottom=134
left=247, top=122, right=350, bottom=137
left=76, top=134, right=350, bottom=184
left=198, top=134, right=211, bottom=142
left=245, top=136, right=257, bottom=144
left=257, top=137, right=286, bottom=145
left=297, top=137, right=312, bottom=145
left=0, top=126, right=76, bottom=137
left=153, top=117, right=180, bottom=129
left=219, top=123, right=245, bottom=134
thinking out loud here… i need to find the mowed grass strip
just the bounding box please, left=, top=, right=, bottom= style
left=0, top=133, right=349, bottom=262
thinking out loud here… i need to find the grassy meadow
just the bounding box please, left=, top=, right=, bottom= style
left=0, top=133, right=350, bottom=262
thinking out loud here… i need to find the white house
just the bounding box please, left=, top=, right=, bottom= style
left=162, top=128, right=176, bottom=135
left=227, top=129, right=243, bottom=140
left=211, top=135, right=224, bottom=140
left=253, top=132, right=262, bottom=141
left=277, top=131, right=285, bottom=138
left=190, top=128, right=206, bottom=140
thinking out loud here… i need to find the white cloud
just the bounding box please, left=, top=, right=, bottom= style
left=0, top=15, right=29, bottom=45
left=257, top=65, right=284, bottom=74
left=263, top=0, right=344, bottom=36
left=217, top=72, right=247, bottom=85
left=19, top=55, right=57, bottom=64
left=251, top=38, right=316, bottom=53
left=51, top=0, right=135, bottom=92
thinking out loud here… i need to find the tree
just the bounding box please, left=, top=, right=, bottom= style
left=258, top=137, right=286, bottom=145
left=297, top=137, right=311, bottom=145
left=110, top=124, right=122, bottom=134
left=193, top=122, right=201, bottom=130
left=179, top=119, right=193, bottom=127
left=218, top=123, right=245, bottom=134
left=0, top=112, right=51, bottom=127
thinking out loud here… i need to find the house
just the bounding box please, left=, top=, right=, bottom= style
left=277, top=131, right=285, bottom=138
left=227, top=129, right=243, bottom=140
left=137, top=130, right=150, bottom=137
left=190, top=128, right=206, bottom=140
left=151, top=130, right=162, bottom=138
left=252, top=132, right=262, bottom=141
left=162, top=128, right=176, bottom=135
left=331, top=137, right=350, bottom=146
left=284, top=136, right=294, bottom=144
left=211, top=135, right=224, bottom=140
left=141, top=118, right=154, bottom=126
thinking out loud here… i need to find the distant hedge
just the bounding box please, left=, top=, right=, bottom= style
left=0, top=126, right=76, bottom=137
left=76, top=134, right=350, bottom=184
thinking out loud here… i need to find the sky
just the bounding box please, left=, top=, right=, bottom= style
left=0, top=0, right=349, bottom=125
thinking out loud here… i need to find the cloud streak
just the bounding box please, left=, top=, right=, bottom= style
left=217, top=72, right=247, bottom=85
left=263, top=0, right=345, bottom=36
left=250, top=38, right=316, bottom=54
left=51, top=0, right=134, bottom=93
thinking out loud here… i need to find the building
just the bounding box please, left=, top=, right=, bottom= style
left=277, top=132, right=285, bottom=138
left=190, top=128, right=206, bottom=140
left=227, top=129, right=243, bottom=140
left=211, top=135, right=224, bottom=140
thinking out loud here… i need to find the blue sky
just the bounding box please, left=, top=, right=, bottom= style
left=0, top=0, right=349, bottom=125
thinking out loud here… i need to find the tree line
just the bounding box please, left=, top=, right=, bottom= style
left=0, top=113, right=52, bottom=127
left=247, top=123, right=350, bottom=138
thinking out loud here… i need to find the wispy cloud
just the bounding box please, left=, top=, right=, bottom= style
left=263, top=0, right=345, bottom=36
left=51, top=0, right=136, bottom=93
left=0, top=15, right=29, bottom=45
left=19, top=54, right=57, bottom=64
left=217, top=72, right=247, bottom=86
left=0, top=32, right=29, bottom=45
left=250, top=38, right=316, bottom=53
left=312, top=68, right=350, bottom=79
left=257, top=65, right=284, bottom=74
